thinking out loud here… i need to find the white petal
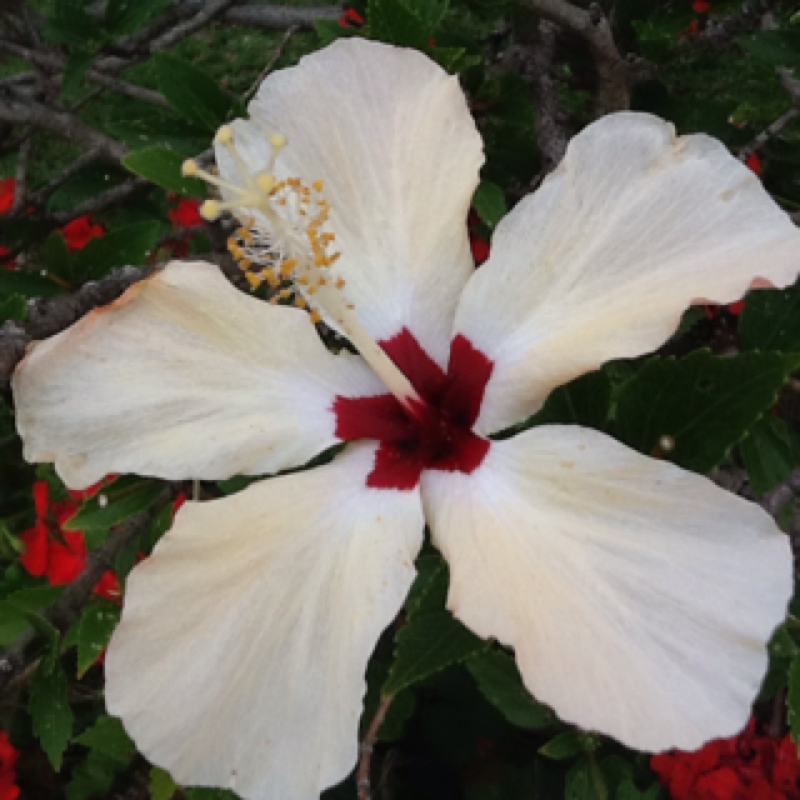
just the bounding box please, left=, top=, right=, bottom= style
left=219, top=39, right=484, bottom=367
left=421, top=425, right=791, bottom=751
left=13, top=261, right=383, bottom=489
left=106, top=443, right=423, bottom=800
left=455, top=112, right=800, bottom=433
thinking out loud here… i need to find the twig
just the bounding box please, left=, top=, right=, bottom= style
left=0, top=491, right=173, bottom=698
left=149, top=0, right=239, bottom=51
left=48, top=178, right=148, bottom=224
left=528, top=20, right=569, bottom=171
left=9, top=134, right=31, bottom=215
left=357, top=694, right=394, bottom=800
left=738, top=107, right=799, bottom=164
left=180, top=2, right=339, bottom=31
left=242, top=25, right=299, bottom=104
left=0, top=39, right=168, bottom=107
left=521, top=0, right=629, bottom=116
left=32, top=150, right=103, bottom=206
left=0, top=89, right=127, bottom=161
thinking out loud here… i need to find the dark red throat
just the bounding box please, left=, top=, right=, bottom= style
left=334, top=329, right=493, bottom=489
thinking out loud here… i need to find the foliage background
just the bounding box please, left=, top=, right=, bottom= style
left=1, top=0, right=800, bottom=798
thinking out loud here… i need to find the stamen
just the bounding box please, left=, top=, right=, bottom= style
left=189, top=124, right=424, bottom=411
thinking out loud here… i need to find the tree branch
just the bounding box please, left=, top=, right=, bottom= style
left=520, top=0, right=629, bottom=116
left=357, top=694, right=394, bottom=800
left=0, top=88, right=127, bottom=161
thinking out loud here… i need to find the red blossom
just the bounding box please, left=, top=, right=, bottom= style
left=20, top=481, right=118, bottom=600
left=340, top=8, right=364, bottom=26
left=692, top=1, right=711, bottom=13
left=470, top=234, right=490, bottom=265
left=651, top=718, right=800, bottom=800
left=169, top=198, right=204, bottom=228
left=0, top=246, right=14, bottom=271
left=61, top=215, right=105, bottom=252
left=0, top=732, right=20, bottom=800
left=746, top=153, right=763, bottom=176
left=0, top=179, right=14, bottom=215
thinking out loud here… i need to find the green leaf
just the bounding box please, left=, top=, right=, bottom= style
left=66, top=751, right=124, bottom=800
left=539, top=731, right=597, bottom=760
left=472, top=181, right=506, bottom=229
left=615, top=778, right=660, bottom=800
left=64, top=477, right=163, bottom=541
left=738, top=31, right=800, bottom=73
left=565, top=757, right=606, bottom=800
left=383, top=610, right=485, bottom=695
left=788, top=653, right=800, bottom=746
left=72, top=221, right=161, bottom=279
left=0, top=585, right=62, bottom=646
left=740, top=415, right=795, bottom=496
left=615, top=350, right=800, bottom=473
left=105, top=0, right=171, bottom=35
left=526, top=370, right=612, bottom=431
left=314, top=18, right=360, bottom=45
left=740, top=287, right=800, bottom=352
left=466, top=649, right=553, bottom=729
left=369, top=0, right=447, bottom=48
left=123, top=147, right=206, bottom=196
left=152, top=52, right=238, bottom=132
left=29, top=653, right=74, bottom=771
left=0, top=293, right=27, bottom=321
left=151, top=767, right=179, bottom=800
left=0, top=269, right=62, bottom=297
left=42, top=230, right=74, bottom=280
left=405, top=552, right=448, bottom=618
left=428, top=46, right=481, bottom=74
left=75, top=715, right=134, bottom=761
left=62, top=50, right=94, bottom=98
left=76, top=598, right=120, bottom=677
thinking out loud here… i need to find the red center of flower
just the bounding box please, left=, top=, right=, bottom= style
left=334, top=330, right=493, bottom=489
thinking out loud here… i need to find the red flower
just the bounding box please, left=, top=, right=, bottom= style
left=61, top=215, right=105, bottom=252
left=692, top=1, right=711, bottom=13
left=746, top=153, right=763, bottom=176
left=470, top=234, right=490, bottom=265
left=651, top=718, right=800, bottom=800
left=20, top=481, right=118, bottom=600
left=0, top=732, right=20, bottom=800
left=0, top=179, right=14, bottom=215
left=340, top=8, right=364, bottom=27
left=0, top=246, right=14, bottom=271
left=169, top=198, right=204, bottom=228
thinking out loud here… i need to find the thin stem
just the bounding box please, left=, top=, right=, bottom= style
left=357, top=694, right=394, bottom=800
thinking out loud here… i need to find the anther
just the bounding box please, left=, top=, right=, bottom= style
left=257, top=173, right=276, bottom=194
left=215, top=126, right=234, bottom=145
left=182, top=159, right=198, bottom=177
left=270, top=133, right=288, bottom=149
left=200, top=200, right=220, bottom=221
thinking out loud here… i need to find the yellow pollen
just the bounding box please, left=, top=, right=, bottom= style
left=280, top=259, right=298, bottom=278
left=215, top=126, right=234, bottom=145
left=200, top=200, right=220, bottom=220
left=297, top=276, right=310, bottom=285
left=270, top=133, right=288, bottom=149
left=335, top=277, right=346, bottom=289
left=257, top=173, right=276, bottom=193
left=239, top=257, right=253, bottom=270
left=313, top=180, right=324, bottom=192
left=182, top=159, right=198, bottom=177
left=310, top=310, right=323, bottom=324
left=245, top=272, right=262, bottom=290
left=265, top=271, right=280, bottom=287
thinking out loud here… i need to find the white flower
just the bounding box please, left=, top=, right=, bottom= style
left=12, top=38, right=800, bottom=800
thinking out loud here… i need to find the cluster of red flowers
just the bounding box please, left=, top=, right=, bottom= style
left=339, top=8, right=364, bottom=27
left=20, top=481, right=120, bottom=602
left=162, top=197, right=205, bottom=258
left=0, top=732, right=20, bottom=800
left=651, top=719, right=800, bottom=800
left=0, top=178, right=105, bottom=268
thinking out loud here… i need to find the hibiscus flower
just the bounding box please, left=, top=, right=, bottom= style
left=11, top=40, right=800, bottom=800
